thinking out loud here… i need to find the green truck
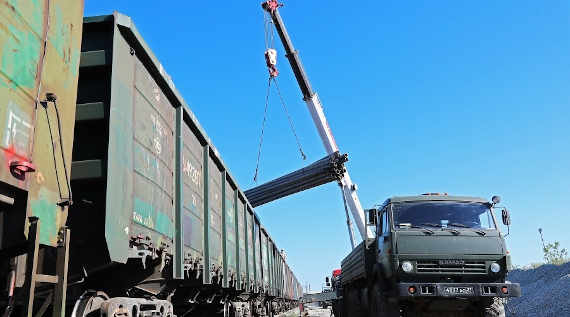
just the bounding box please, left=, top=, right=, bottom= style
left=335, top=194, right=521, bottom=317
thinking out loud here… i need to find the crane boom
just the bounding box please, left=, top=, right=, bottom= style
left=262, top=1, right=373, bottom=241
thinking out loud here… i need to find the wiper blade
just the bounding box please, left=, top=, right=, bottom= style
left=448, top=223, right=486, bottom=235
left=472, top=229, right=487, bottom=236
left=421, top=223, right=442, bottom=228
left=399, top=224, right=434, bottom=234
left=420, top=223, right=461, bottom=234
left=443, top=228, right=460, bottom=235
left=411, top=225, right=434, bottom=235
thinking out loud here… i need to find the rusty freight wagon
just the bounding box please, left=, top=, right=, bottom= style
left=62, top=12, right=302, bottom=316
left=1, top=0, right=84, bottom=316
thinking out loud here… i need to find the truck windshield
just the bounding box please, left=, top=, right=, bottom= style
left=392, top=202, right=496, bottom=230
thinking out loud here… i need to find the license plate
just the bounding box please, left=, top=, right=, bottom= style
left=442, top=286, right=474, bottom=296
left=439, top=259, right=465, bottom=266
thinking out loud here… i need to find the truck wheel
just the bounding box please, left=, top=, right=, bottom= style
left=368, top=284, right=399, bottom=317
left=346, top=286, right=367, bottom=317
left=480, top=298, right=505, bottom=317
left=332, top=300, right=343, bottom=317
left=401, top=310, right=473, bottom=317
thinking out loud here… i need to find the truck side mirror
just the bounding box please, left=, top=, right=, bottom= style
left=325, top=277, right=330, bottom=283
left=502, top=208, right=511, bottom=226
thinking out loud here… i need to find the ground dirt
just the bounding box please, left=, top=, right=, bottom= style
left=276, top=305, right=333, bottom=317
left=275, top=307, right=300, bottom=317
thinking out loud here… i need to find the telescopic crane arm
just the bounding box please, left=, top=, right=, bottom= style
left=262, top=0, right=373, bottom=241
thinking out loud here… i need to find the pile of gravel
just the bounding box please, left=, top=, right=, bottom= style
left=505, top=261, right=570, bottom=316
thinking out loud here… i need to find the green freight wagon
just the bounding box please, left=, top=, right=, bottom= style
left=65, top=12, right=301, bottom=316
left=0, top=0, right=84, bottom=248
left=1, top=0, right=84, bottom=315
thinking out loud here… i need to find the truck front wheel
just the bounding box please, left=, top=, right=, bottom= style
left=368, top=284, right=399, bottom=317
left=479, top=298, right=505, bottom=317
left=331, top=299, right=343, bottom=317
left=345, top=285, right=368, bottom=317
left=398, top=298, right=504, bottom=317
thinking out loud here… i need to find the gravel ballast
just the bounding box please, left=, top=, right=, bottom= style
left=506, top=261, right=570, bottom=316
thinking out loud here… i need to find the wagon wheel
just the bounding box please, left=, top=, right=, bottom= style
left=71, top=290, right=110, bottom=317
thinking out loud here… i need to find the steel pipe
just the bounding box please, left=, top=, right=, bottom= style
left=245, top=152, right=347, bottom=207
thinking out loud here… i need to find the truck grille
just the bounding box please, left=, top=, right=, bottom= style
left=416, top=260, right=487, bottom=274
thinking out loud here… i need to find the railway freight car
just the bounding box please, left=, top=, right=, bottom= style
left=65, top=12, right=302, bottom=317
left=1, top=0, right=84, bottom=316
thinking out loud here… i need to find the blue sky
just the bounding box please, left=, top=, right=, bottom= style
left=85, top=1, right=569, bottom=291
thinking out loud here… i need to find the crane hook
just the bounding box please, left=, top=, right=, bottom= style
left=264, top=48, right=279, bottom=78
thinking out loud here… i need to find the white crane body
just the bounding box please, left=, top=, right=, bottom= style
left=262, top=1, right=373, bottom=241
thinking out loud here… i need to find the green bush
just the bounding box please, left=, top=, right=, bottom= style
left=543, top=241, right=569, bottom=265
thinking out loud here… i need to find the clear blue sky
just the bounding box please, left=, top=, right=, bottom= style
left=85, top=1, right=569, bottom=291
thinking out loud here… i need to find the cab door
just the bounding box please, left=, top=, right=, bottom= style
left=377, top=206, right=393, bottom=277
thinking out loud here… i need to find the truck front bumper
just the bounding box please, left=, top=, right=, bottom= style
left=397, top=282, right=521, bottom=298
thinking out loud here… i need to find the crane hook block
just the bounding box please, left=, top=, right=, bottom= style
left=265, top=48, right=279, bottom=77
left=262, top=0, right=283, bottom=13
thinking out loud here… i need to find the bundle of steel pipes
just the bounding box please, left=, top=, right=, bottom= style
left=245, top=151, right=348, bottom=207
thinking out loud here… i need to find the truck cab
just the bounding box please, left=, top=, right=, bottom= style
left=375, top=194, right=520, bottom=314
left=338, top=194, right=521, bottom=317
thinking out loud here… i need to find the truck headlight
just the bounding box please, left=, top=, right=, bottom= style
left=490, top=262, right=501, bottom=273
left=401, top=261, right=413, bottom=273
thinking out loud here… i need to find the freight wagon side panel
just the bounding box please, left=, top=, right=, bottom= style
left=0, top=0, right=84, bottom=248
left=73, top=13, right=177, bottom=265
left=107, top=21, right=176, bottom=262
left=268, top=239, right=275, bottom=295
left=274, top=242, right=279, bottom=296
left=279, top=250, right=283, bottom=296
left=277, top=253, right=283, bottom=297
left=272, top=243, right=277, bottom=295
left=261, top=229, right=269, bottom=291
left=254, top=218, right=262, bottom=289
left=285, top=265, right=289, bottom=299
left=288, top=266, right=293, bottom=300
left=247, top=206, right=255, bottom=290
left=223, top=176, right=236, bottom=287
left=281, top=256, right=284, bottom=297
left=290, top=272, right=295, bottom=299
left=208, top=155, right=223, bottom=275
left=291, top=268, right=296, bottom=299
left=294, top=275, right=298, bottom=299
left=237, top=196, right=246, bottom=289
left=274, top=248, right=279, bottom=296
left=131, top=54, right=175, bottom=241
left=289, top=271, right=297, bottom=299
left=281, top=257, right=286, bottom=297
left=103, top=21, right=136, bottom=263
left=290, top=266, right=294, bottom=299
left=181, top=114, right=204, bottom=262
left=284, top=265, right=289, bottom=299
